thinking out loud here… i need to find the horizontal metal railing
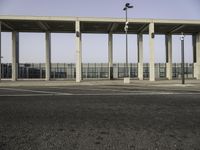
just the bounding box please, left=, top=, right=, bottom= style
left=0, top=63, right=194, bottom=80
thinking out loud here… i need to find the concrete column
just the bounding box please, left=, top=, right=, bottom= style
left=137, top=34, right=143, bottom=80
left=75, top=20, right=82, bottom=82
left=0, top=21, right=1, bottom=81
left=108, top=33, right=113, bottom=79
left=192, top=34, right=197, bottom=78
left=194, top=33, right=200, bottom=79
left=165, top=34, right=172, bottom=80
left=45, top=32, right=51, bottom=81
left=192, top=34, right=197, bottom=64
left=149, top=22, right=155, bottom=81
left=12, top=32, right=19, bottom=81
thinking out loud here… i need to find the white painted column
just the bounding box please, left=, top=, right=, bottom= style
left=45, top=32, right=51, bottom=81
left=108, top=33, right=113, bottom=79
left=12, top=32, right=19, bottom=81
left=149, top=22, right=155, bottom=81
left=76, top=20, right=82, bottom=82
left=0, top=21, right=1, bottom=81
left=165, top=34, right=172, bottom=80
left=195, top=33, right=200, bottom=79
left=137, top=34, right=143, bottom=80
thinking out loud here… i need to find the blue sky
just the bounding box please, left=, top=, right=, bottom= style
left=0, top=0, right=200, bottom=63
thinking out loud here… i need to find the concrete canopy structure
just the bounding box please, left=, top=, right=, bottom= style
left=0, top=15, right=200, bottom=82
left=1, top=16, right=200, bottom=33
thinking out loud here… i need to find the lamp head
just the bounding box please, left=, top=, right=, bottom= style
left=125, top=3, right=133, bottom=8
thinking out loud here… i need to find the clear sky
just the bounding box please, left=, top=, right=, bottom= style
left=0, top=0, right=200, bottom=63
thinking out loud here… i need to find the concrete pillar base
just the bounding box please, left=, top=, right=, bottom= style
left=194, top=63, right=200, bottom=79
left=138, top=63, right=143, bottom=80
left=124, top=77, right=130, bottom=84
left=194, top=63, right=197, bottom=78
left=149, top=78, right=155, bottom=82
left=149, top=63, right=155, bottom=81
left=76, top=79, right=81, bottom=83
left=166, top=63, right=172, bottom=80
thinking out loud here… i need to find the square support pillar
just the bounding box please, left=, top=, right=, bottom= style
left=149, top=22, right=155, bottom=81
left=75, top=20, right=82, bottom=82
left=165, top=34, right=172, bottom=80
left=194, top=33, right=200, bottom=79
left=108, top=33, right=113, bottom=80
left=0, top=21, right=1, bottom=81
left=12, top=32, right=19, bottom=81
left=192, top=34, right=197, bottom=64
left=137, top=34, right=143, bottom=80
left=192, top=34, right=197, bottom=78
left=45, top=32, right=51, bottom=81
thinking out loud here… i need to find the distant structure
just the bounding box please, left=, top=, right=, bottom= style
left=0, top=16, right=200, bottom=82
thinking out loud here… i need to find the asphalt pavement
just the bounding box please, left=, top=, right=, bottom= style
left=0, top=81, right=200, bottom=150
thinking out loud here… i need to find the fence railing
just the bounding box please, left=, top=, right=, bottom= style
left=0, top=63, right=194, bottom=79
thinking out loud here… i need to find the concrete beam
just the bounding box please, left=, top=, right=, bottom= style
left=108, top=23, right=118, bottom=33
left=12, top=32, right=19, bottom=81
left=165, top=34, right=172, bottom=80
left=108, top=33, right=113, bottom=79
left=168, top=25, right=185, bottom=34
left=194, top=33, right=200, bottom=79
left=149, top=22, right=155, bottom=81
left=76, top=20, right=82, bottom=82
left=37, top=21, right=49, bottom=31
left=2, top=22, right=14, bottom=31
left=137, top=24, right=148, bottom=34
left=45, top=32, right=51, bottom=81
left=137, top=34, right=143, bottom=80
left=1, top=15, right=200, bottom=25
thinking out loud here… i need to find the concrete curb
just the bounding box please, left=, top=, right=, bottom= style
left=0, top=79, right=200, bottom=87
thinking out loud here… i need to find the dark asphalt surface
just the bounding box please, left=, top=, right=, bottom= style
left=0, top=85, right=200, bottom=150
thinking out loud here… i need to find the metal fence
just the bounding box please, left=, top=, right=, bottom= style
left=1, top=63, right=12, bottom=78
left=172, top=63, right=194, bottom=78
left=50, top=63, right=75, bottom=79
left=82, top=63, right=109, bottom=79
left=18, top=63, right=46, bottom=79
left=0, top=63, right=194, bottom=80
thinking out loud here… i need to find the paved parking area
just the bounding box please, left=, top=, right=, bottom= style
left=0, top=82, right=200, bottom=150
left=0, top=80, right=200, bottom=96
